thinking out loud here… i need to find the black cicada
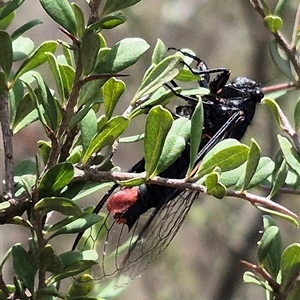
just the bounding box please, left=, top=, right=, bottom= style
left=72, top=48, right=264, bottom=289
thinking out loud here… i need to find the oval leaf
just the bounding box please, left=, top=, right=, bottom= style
left=82, top=116, right=129, bottom=164
left=144, top=106, right=173, bottom=178
left=38, top=162, right=74, bottom=198
left=39, top=0, right=77, bottom=35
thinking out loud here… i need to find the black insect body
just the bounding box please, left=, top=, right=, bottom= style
left=73, top=49, right=264, bottom=288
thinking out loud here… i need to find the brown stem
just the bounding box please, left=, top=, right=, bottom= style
left=0, top=85, right=14, bottom=198
left=74, top=168, right=298, bottom=219
left=46, top=53, right=83, bottom=169
left=251, top=0, right=300, bottom=80
left=262, top=82, right=296, bottom=93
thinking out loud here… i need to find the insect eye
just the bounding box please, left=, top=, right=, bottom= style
left=253, top=88, right=264, bottom=102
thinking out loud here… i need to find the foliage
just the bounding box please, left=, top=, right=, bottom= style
left=0, top=0, right=299, bottom=299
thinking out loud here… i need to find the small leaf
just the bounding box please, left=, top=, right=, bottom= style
left=152, top=39, right=166, bottom=64
left=71, top=3, right=85, bottom=38
left=188, top=98, right=203, bottom=176
left=34, top=73, right=62, bottom=131
left=205, top=171, right=227, bottom=199
left=280, top=243, right=300, bottom=291
left=294, top=95, right=300, bottom=131
left=11, top=19, right=43, bottom=40
left=102, top=0, right=142, bottom=15
left=94, top=38, right=150, bottom=74
left=82, top=116, right=129, bottom=164
left=12, top=244, right=36, bottom=293
left=81, top=109, right=98, bottom=152
left=144, top=106, right=173, bottom=178
left=0, top=30, right=12, bottom=77
left=258, top=206, right=299, bottom=227
left=81, top=30, right=100, bottom=76
left=12, top=40, right=58, bottom=85
left=12, top=36, right=35, bottom=62
left=264, top=15, right=283, bottom=33
left=269, top=39, right=294, bottom=81
left=47, top=214, right=102, bottom=240
left=0, top=0, right=25, bottom=20
left=39, top=0, right=77, bottom=35
left=103, top=78, right=125, bottom=119
left=241, top=138, right=261, bottom=191
left=154, top=117, right=191, bottom=176
left=38, top=162, right=74, bottom=198
left=45, top=52, right=64, bottom=102
left=196, top=139, right=249, bottom=178
left=132, top=54, right=183, bottom=103
left=35, top=197, right=84, bottom=217
left=268, top=159, right=288, bottom=198
left=49, top=261, right=97, bottom=285
left=68, top=274, right=94, bottom=297
left=89, top=11, right=126, bottom=31
left=257, top=226, right=282, bottom=278
left=39, top=244, right=63, bottom=273
left=278, top=135, right=300, bottom=177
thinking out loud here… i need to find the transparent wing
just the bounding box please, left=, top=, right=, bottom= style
left=78, top=189, right=200, bottom=287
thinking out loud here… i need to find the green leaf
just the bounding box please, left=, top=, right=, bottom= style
left=81, top=109, right=98, bottom=152
left=35, top=197, right=84, bottom=217
left=12, top=244, right=36, bottom=293
left=257, top=206, right=299, bottom=227
left=11, top=19, right=43, bottom=40
left=82, top=116, right=129, bottom=164
left=38, top=162, right=74, bottom=198
left=294, top=95, right=300, bottom=131
left=241, top=138, right=261, bottom=190
left=89, top=11, right=126, bottom=31
left=39, top=0, right=77, bottom=35
left=81, top=30, right=100, bottom=76
left=154, top=117, right=191, bottom=176
left=268, top=159, right=288, bottom=198
left=269, top=39, right=295, bottom=81
left=188, top=98, right=203, bottom=176
left=68, top=274, right=94, bottom=297
left=280, top=243, right=300, bottom=292
left=94, top=38, right=150, bottom=74
left=103, top=77, right=125, bottom=119
left=0, top=11, right=15, bottom=30
left=58, top=63, right=75, bottom=98
left=9, top=77, right=24, bottom=125
left=205, top=171, right=227, bottom=199
left=45, top=52, right=64, bottom=102
left=0, top=30, right=12, bottom=77
left=47, top=214, right=102, bottom=240
left=102, top=0, right=142, bottom=15
left=130, top=86, right=181, bottom=118
left=278, top=135, right=300, bottom=177
left=0, top=0, right=25, bottom=20
left=12, top=40, right=58, bottom=85
left=196, top=139, right=249, bottom=178
left=243, top=271, right=273, bottom=291
left=152, top=39, right=166, bottom=64
left=264, top=15, right=283, bottom=33
left=34, top=73, right=62, bottom=131
left=132, top=54, right=183, bottom=103
left=257, top=226, right=282, bottom=278
left=71, top=3, right=85, bottom=38
left=39, top=244, right=63, bottom=273
left=12, top=36, right=35, bottom=62
left=37, top=140, right=51, bottom=164
left=144, top=106, right=173, bottom=178
left=263, top=98, right=286, bottom=129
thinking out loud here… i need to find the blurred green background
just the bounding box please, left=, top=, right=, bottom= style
left=4, top=0, right=299, bottom=299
